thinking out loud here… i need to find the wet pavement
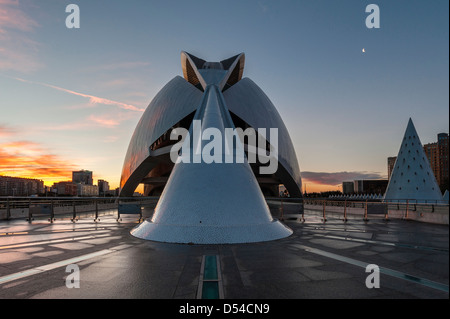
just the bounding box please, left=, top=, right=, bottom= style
left=0, top=208, right=448, bottom=300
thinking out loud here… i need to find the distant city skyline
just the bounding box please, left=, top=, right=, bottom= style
left=0, top=0, right=448, bottom=193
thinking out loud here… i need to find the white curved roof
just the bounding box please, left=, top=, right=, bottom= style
left=223, top=78, right=302, bottom=196
left=120, top=76, right=203, bottom=194
left=120, top=52, right=303, bottom=198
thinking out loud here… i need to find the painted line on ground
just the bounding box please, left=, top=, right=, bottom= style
left=293, top=244, right=449, bottom=293
left=0, top=244, right=130, bottom=285
left=0, top=233, right=111, bottom=250
left=310, top=233, right=449, bottom=252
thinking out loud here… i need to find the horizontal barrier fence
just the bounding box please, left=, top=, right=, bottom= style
left=0, top=197, right=160, bottom=222
left=1, top=196, right=448, bottom=225
left=266, top=197, right=305, bottom=222
left=303, top=199, right=449, bottom=224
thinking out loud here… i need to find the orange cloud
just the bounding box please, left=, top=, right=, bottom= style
left=0, top=140, right=78, bottom=186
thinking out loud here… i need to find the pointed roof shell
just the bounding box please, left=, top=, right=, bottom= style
left=384, top=118, right=443, bottom=202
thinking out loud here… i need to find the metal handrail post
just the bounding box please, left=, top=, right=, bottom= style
left=28, top=199, right=33, bottom=223
left=140, top=197, right=143, bottom=222
left=50, top=199, right=54, bottom=223
left=117, top=198, right=121, bottom=221
left=94, top=198, right=99, bottom=222
left=363, top=200, right=368, bottom=221
left=384, top=200, right=389, bottom=221
left=405, top=199, right=409, bottom=219
left=72, top=199, right=77, bottom=222
left=6, top=198, right=10, bottom=220
left=322, top=200, right=327, bottom=222
left=343, top=199, right=347, bottom=222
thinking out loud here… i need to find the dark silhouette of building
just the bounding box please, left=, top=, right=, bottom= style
left=423, top=133, right=449, bottom=192
left=0, top=176, right=44, bottom=196
left=98, top=179, right=110, bottom=195
left=387, top=156, right=397, bottom=181
left=52, top=181, right=77, bottom=196
left=354, top=179, right=388, bottom=195
left=72, top=170, right=93, bottom=185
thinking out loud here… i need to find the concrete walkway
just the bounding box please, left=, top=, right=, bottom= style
left=0, top=209, right=448, bottom=299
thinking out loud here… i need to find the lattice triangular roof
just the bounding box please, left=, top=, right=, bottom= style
left=384, top=118, right=443, bottom=202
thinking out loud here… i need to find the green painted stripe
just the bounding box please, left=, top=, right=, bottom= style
left=202, top=281, right=220, bottom=299
left=203, top=255, right=218, bottom=280
left=198, top=255, right=222, bottom=299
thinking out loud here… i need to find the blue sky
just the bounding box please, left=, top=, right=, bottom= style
left=0, top=0, right=448, bottom=192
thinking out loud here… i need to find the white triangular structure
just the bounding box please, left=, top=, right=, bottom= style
left=384, top=118, right=443, bottom=203
left=443, top=190, right=449, bottom=203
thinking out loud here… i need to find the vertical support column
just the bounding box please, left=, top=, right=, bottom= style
left=94, top=198, right=99, bottom=222
left=384, top=200, right=390, bottom=221
left=50, top=199, right=54, bottom=223
left=322, top=200, right=327, bottom=222
left=6, top=198, right=10, bottom=220
left=363, top=199, right=368, bottom=222
left=405, top=199, right=409, bottom=219
left=27, top=198, right=33, bottom=223
left=343, top=199, right=348, bottom=222
left=116, top=198, right=121, bottom=222
left=300, top=201, right=305, bottom=223
left=72, top=199, right=77, bottom=222
left=139, top=198, right=143, bottom=222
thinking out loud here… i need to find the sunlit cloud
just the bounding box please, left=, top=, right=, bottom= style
left=0, top=0, right=42, bottom=73
left=85, top=61, right=151, bottom=72
left=103, top=136, right=119, bottom=143
left=11, top=76, right=145, bottom=112
left=0, top=139, right=78, bottom=185
left=0, top=0, right=39, bottom=32
left=301, top=171, right=386, bottom=187
left=35, top=110, right=137, bottom=132
left=0, top=124, right=16, bottom=137
left=30, top=115, right=133, bottom=135
left=88, top=114, right=120, bottom=128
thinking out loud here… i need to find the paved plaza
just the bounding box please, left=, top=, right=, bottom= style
left=0, top=208, right=448, bottom=300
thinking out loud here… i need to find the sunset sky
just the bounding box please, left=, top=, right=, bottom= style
left=0, top=0, right=448, bottom=193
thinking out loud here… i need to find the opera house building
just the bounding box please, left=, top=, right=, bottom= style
left=119, top=52, right=303, bottom=244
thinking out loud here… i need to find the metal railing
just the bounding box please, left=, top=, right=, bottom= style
left=266, top=197, right=304, bottom=222
left=303, top=198, right=449, bottom=223
left=0, top=196, right=160, bottom=222
left=1, top=196, right=447, bottom=225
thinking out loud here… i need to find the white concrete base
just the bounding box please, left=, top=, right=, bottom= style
left=131, top=219, right=292, bottom=244
left=129, top=159, right=293, bottom=244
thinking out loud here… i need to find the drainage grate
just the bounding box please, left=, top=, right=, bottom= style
left=197, top=255, right=224, bottom=299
